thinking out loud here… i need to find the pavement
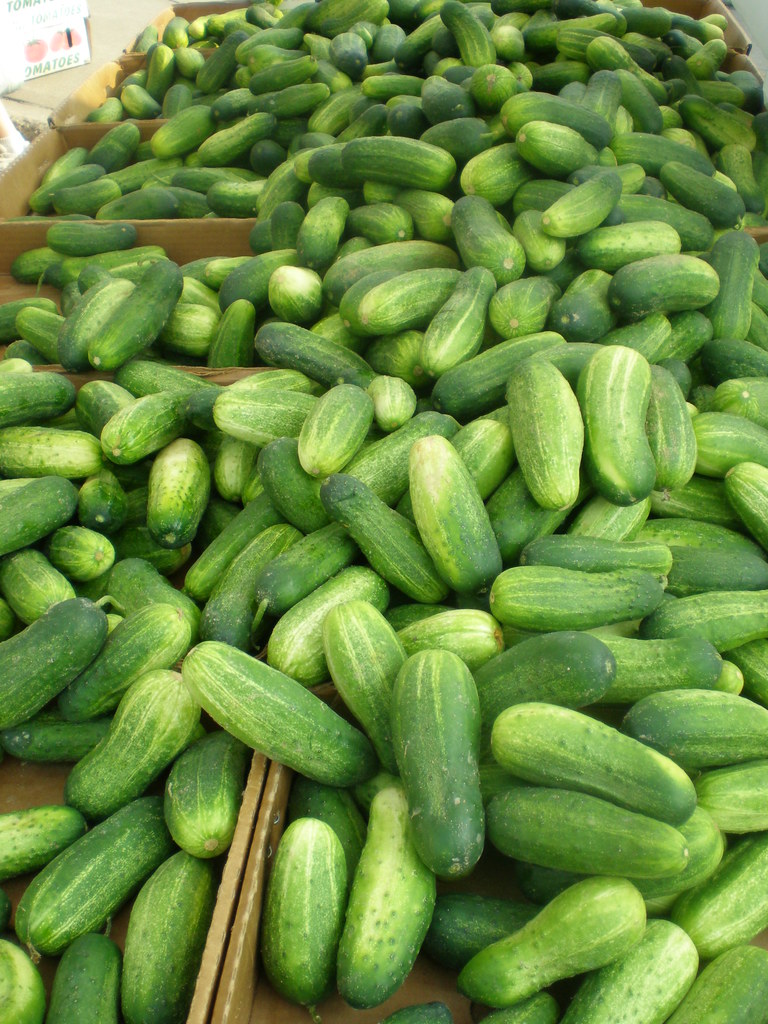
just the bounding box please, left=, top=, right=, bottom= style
left=4, top=0, right=176, bottom=140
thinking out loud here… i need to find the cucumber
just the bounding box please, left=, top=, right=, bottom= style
left=100, top=392, right=187, bottom=465
left=64, top=669, right=200, bottom=821
left=298, top=384, right=374, bottom=476
left=14, top=796, right=174, bottom=956
left=666, top=945, right=768, bottom=1024
left=492, top=703, right=696, bottom=825
left=336, top=785, right=436, bottom=1009
left=256, top=438, right=330, bottom=536
left=419, top=267, right=496, bottom=378
left=0, top=427, right=103, bottom=480
left=261, top=818, right=347, bottom=1007
left=147, top=438, right=210, bottom=549
left=47, top=526, right=114, bottom=582
left=341, top=136, right=456, bottom=191
left=671, top=832, right=768, bottom=959
left=0, top=710, right=110, bottom=764
left=490, top=566, right=664, bottom=632
left=423, top=892, right=537, bottom=972
left=121, top=851, right=216, bottom=1024
left=0, top=940, right=45, bottom=1024
left=322, top=600, right=406, bottom=773
left=458, top=877, right=646, bottom=1009
left=267, top=565, right=389, bottom=686
left=561, top=920, right=699, bottom=1024
left=58, top=603, right=192, bottom=722
left=200, top=523, right=301, bottom=650
left=507, top=357, right=583, bottom=511
left=639, top=590, right=768, bottom=652
left=0, top=804, right=86, bottom=882
left=635, top=805, right=725, bottom=907
left=0, top=598, right=107, bottom=730
left=340, top=267, right=462, bottom=337
left=287, top=776, right=366, bottom=887
left=397, top=608, right=503, bottom=671
left=78, top=469, right=128, bottom=535
left=520, top=536, right=672, bottom=578
left=214, top=386, right=317, bottom=447
left=391, top=649, right=484, bottom=878
left=597, top=635, right=723, bottom=703
left=622, top=689, right=768, bottom=770
left=578, top=345, right=655, bottom=506
left=164, top=730, right=250, bottom=859
left=695, top=760, right=768, bottom=834
left=182, top=641, right=377, bottom=785
left=380, top=1005, right=454, bottom=1024
left=666, top=545, right=768, bottom=598
left=451, top=195, right=525, bottom=286
left=487, top=786, right=689, bottom=879
left=46, top=933, right=121, bottom=1024
left=0, top=548, right=75, bottom=624
left=409, top=434, right=502, bottom=595
left=0, top=373, right=75, bottom=428
left=107, top=557, right=200, bottom=642
left=646, top=364, right=697, bottom=491
left=320, top=473, right=449, bottom=605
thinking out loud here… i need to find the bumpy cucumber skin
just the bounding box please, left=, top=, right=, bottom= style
left=46, top=933, right=121, bottom=1024
left=0, top=711, right=111, bottom=763
left=560, top=919, right=699, bottom=1024
left=14, top=797, right=174, bottom=957
left=458, top=876, right=646, bottom=1009
left=182, top=641, right=378, bottom=786
left=0, top=805, right=87, bottom=882
left=666, top=945, right=768, bottom=1024
left=409, top=434, right=502, bottom=595
left=639, top=590, right=768, bottom=652
left=0, top=939, right=46, bottom=1024
left=287, top=775, right=367, bottom=886
left=121, top=851, right=216, bottom=1024
left=336, top=785, right=436, bottom=1009
left=147, top=438, right=211, bottom=549
left=597, top=635, right=722, bottom=703
left=392, top=650, right=485, bottom=879
left=261, top=818, right=347, bottom=1006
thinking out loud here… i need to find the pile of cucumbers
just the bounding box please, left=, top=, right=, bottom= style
left=5, top=0, right=768, bottom=1020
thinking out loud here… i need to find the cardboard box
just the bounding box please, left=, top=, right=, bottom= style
left=3, top=0, right=93, bottom=85
left=1, top=750, right=269, bottom=1023
left=124, top=2, right=248, bottom=54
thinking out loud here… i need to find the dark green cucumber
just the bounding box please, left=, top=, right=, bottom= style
left=520, top=536, right=672, bottom=577
left=0, top=598, right=107, bottom=730
left=423, top=892, right=538, bottom=972
left=78, top=469, right=128, bottom=536
left=379, top=1004, right=454, bottom=1024
left=164, top=730, right=250, bottom=859
left=108, top=556, right=200, bottom=641
left=0, top=373, right=75, bottom=428
left=14, top=796, right=173, bottom=956
left=46, top=933, right=121, bottom=1024
left=58, top=603, right=192, bottom=722
left=182, top=641, right=377, bottom=785
left=0, top=710, right=110, bottom=764
left=597, top=636, right=723, bottom=703
left=121, top=851, right=216, bottom=1024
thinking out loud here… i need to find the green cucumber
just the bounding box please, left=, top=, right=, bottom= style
left=164, top=730, right=250, bottom=859
left=261, top=818, right=347, bottom=1007
left=451, top=195, right=525, bottom=286
left=490, top=566, right=664, bottom=632
left=391, top=649, right=484, bottom=878
left=78, top=470, right=128, bottom=536
left=0, top=373, right=75, bottom=429
left=14, top=796, right=173, bottom=956
left=0, top=548, right=74, bottom=624
left=64, top=669, right=200, bottom=820
left=181, top=641, right=377, bottom=786
left=639, top=591, right=768, bottom=652
left=507, top=357, right=583, bottom=510
left=0, top=804, right=87, bottom=882
left=409, top=434, right=502, bottom=594
left=0, top=940, right=45, bottom=1024
left=58, top=603, right=192, bottom=722
left=0, top=427, right=103, bottom=480
left=695, top=760, right=768, bottom=834
left=665, top=945, right=768, bottom=1024
left=147, top=438, right=210, bottom=549
left=287, top=776, right=366, bottom=886
left=121, top=851, right=216, bottom=1024
left=491, top=703, right=695, bottom=825
left=47, top=526, right=114, bottom=582
left=561, top=920, right=698, bottom=1024
left=108, top=557, right=200, bottom=641
left=419, top=266, right=496, bottom=379
left=46, top=933, right=121, bottom=1024
left=597, top=635, right=723, bottom=703
left=267, top=565, right=389, bottom=686
left=0, top=598, right=107, bottom=730
left=336, top=784, right=436, bottom=1009
left=520, top=536, right=672, bottom=578
left=423, top=892, right=538, bottom=972
left=646, top=364, right=697, bottom=490
left=0, top=710, right=110, bottom=764
left=458, top=876, right=645, bottom=1009
left=487, top=785, right=689, bottom=879
left=396, top=608, right=503, bottom=671
left=100, top=392, right=187, bottom=466
left=297, top=384, right=373, bottom=477
left=379, top=1005, right=454, bottom=1024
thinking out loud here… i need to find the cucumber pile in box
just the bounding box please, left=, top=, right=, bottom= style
left=4, top=0, right=768, bottom=1020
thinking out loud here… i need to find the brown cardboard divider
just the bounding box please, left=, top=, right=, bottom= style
left=0, top=748, right=269, bottom=1023
left=642, top=0, right=752, bottom=53
left=123, top=3, right=251, bottom=55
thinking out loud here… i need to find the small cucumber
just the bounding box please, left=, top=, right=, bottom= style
left=0, top=805, right=87, bottom=882
left=46, top=933, right=121, bottom=1024
left=147, top=438, right=210, bottom=549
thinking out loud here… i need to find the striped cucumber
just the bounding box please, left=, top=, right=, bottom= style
left=147, top=438, right=210, bottom=549
left=0, top=941, right=45, bottom=1024
left=0, top=805, right=87, bottom=882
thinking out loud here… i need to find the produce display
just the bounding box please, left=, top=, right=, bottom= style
left=3, top=0, right=768, bottom=1020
